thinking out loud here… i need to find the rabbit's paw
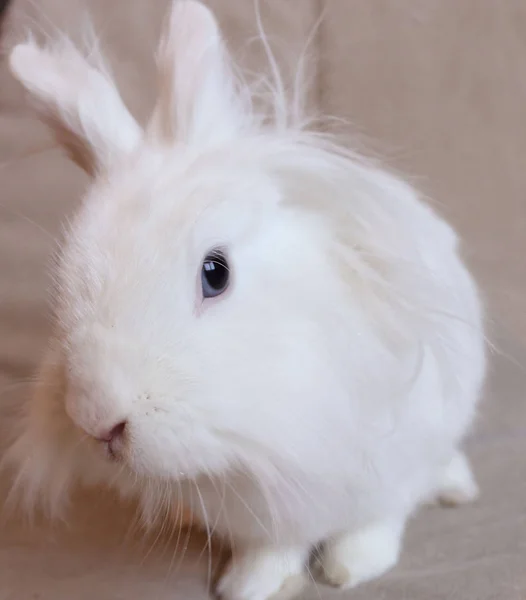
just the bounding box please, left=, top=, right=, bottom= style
left=317, top=517, right=404, bottom=589
left=436, top=450, right=479, bottom=507
left=216, top=546, right=307, bottom=600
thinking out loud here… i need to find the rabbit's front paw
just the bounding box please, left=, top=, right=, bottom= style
left=436, top=450, right=479, bottom=507
left=317, top=517, right=405, bottom=589
left=216, top=545, right=307, bottom=600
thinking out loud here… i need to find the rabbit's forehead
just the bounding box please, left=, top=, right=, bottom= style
left=72, top=156, right=282, bottom=259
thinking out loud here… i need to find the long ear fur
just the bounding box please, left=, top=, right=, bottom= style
left=148, top=0, right=246, bottom=146
left=9, top=38, right=142, bottom=176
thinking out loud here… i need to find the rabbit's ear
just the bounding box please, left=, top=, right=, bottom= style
left=9, top=40, right=142, bottom=176
left=148, top=0, right=244, bottom=146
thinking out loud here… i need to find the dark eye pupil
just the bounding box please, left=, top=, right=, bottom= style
left=201, top=251, right=229, bottom=298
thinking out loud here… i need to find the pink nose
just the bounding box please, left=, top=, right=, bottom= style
left=95, top=420, right=127, bottom=444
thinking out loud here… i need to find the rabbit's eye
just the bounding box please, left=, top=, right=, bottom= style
left=201, top=250, right=229, bottom=298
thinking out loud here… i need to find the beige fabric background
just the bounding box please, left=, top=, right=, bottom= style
left=0, top=1, right=525, bottom=599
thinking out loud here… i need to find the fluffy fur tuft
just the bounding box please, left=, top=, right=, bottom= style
left=4, top=2, right=486, bottom=598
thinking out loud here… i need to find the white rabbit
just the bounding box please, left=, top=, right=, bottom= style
left=4, top=2, right=486, bottom=599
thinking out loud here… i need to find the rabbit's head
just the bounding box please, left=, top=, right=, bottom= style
left=5, top=1, right=425, bottom=518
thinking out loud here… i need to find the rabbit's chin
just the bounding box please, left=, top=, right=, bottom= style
left=2, top=402, right=109, bottom=519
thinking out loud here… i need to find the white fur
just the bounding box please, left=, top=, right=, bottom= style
left=3, top=2, right=486, bottom=599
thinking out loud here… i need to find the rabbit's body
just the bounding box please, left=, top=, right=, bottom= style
left=4, top=2, right=485, bottom=599
left=138, top=155, right=484, bottom=550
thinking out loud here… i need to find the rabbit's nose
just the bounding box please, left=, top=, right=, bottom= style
left=94, top=421, right=127, bottom=458
left=95, top=420, right=127, bottom=443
